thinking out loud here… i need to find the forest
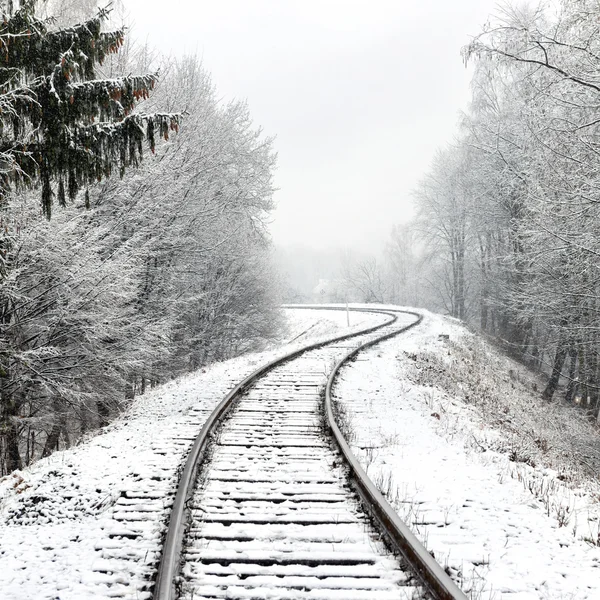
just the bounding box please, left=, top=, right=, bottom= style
left=0, top=0, right=282, bottom=474
left=416, top=0, right=600, bottom=414
left=317, top=0, right=600, bottom=421
left=4, top=0, right=600, bottom=476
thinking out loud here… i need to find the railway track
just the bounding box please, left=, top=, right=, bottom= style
left=154, top=306, right=467, bottom=600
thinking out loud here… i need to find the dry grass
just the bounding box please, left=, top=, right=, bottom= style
left=400, top=329, right=600, bottom=538
left=402, top=335, right=600, bottom=482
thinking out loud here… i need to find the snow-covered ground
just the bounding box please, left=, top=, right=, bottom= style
left=0, top=307, right=386, bottom=600
left=3, top=304, right=599, bottom=600
left=334, top=307, right=600, bottom=599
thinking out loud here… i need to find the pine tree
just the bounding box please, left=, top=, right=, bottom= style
left=0, top=0, right=179, bottom=217
left=0, top=0, right=179, bottom=473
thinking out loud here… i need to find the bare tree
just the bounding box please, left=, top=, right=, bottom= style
left=340, top=253, right=388, bottom=304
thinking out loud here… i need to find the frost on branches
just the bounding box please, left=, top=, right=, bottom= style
left=0, top=0, right=179, bottom=217
left=0, top=45, right=281, bottom=475
left=410, top=0, right=600, bottom=421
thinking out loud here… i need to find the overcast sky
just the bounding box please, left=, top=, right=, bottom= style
left=123, top=0, right=500, bottom=252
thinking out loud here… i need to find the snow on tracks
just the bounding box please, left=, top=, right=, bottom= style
left=0, top=308, right=386, bottom=600
left=177, top=314, right=431, bottom=600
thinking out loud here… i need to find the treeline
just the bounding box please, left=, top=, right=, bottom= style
left=0, top=1, right=281, bottom=474
left=334, top=1, right=600, bottom=419
left=412, top=0, right=600, bottom=417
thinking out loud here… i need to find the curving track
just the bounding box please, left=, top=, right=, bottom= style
left=154, top=307, right=467, bottom=600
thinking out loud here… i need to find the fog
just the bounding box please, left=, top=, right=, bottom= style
left=123, top=0, right=500, bottom=254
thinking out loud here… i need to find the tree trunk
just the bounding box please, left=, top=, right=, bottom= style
left=543, top=337, right=568, bottom=401
left=41, top=399, right=69, bottom=458
left=41, top=422, right=61, bottom=458
left=587, top=344, right=598, bottom=408
left=5, top=420, right=21, bottom=473
left=1, top=391, right=21, bottom=474
left=578, top=346, right=588, bottom=407
left=564, top=347, right=578, bottom=403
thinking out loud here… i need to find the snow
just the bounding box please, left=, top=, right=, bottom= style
left=0, top=307, right=385, bottom=600
left=333, top=306, right=600, bottom=599
left=2, top=303, right=598, bottom=599
left=179, top=332, right=425, bottom=600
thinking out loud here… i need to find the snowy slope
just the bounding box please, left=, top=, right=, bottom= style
left=334, top=307, right=600, bottom=599
left=0, top=308, right=386, bottom=600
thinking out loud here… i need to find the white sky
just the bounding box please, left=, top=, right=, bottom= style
left=122, top=0, right=501, bottom=252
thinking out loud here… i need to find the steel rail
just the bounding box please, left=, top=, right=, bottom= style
left=324, top=308, right=468, bottom=600
left=153, top=306, right=398, bottom=600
